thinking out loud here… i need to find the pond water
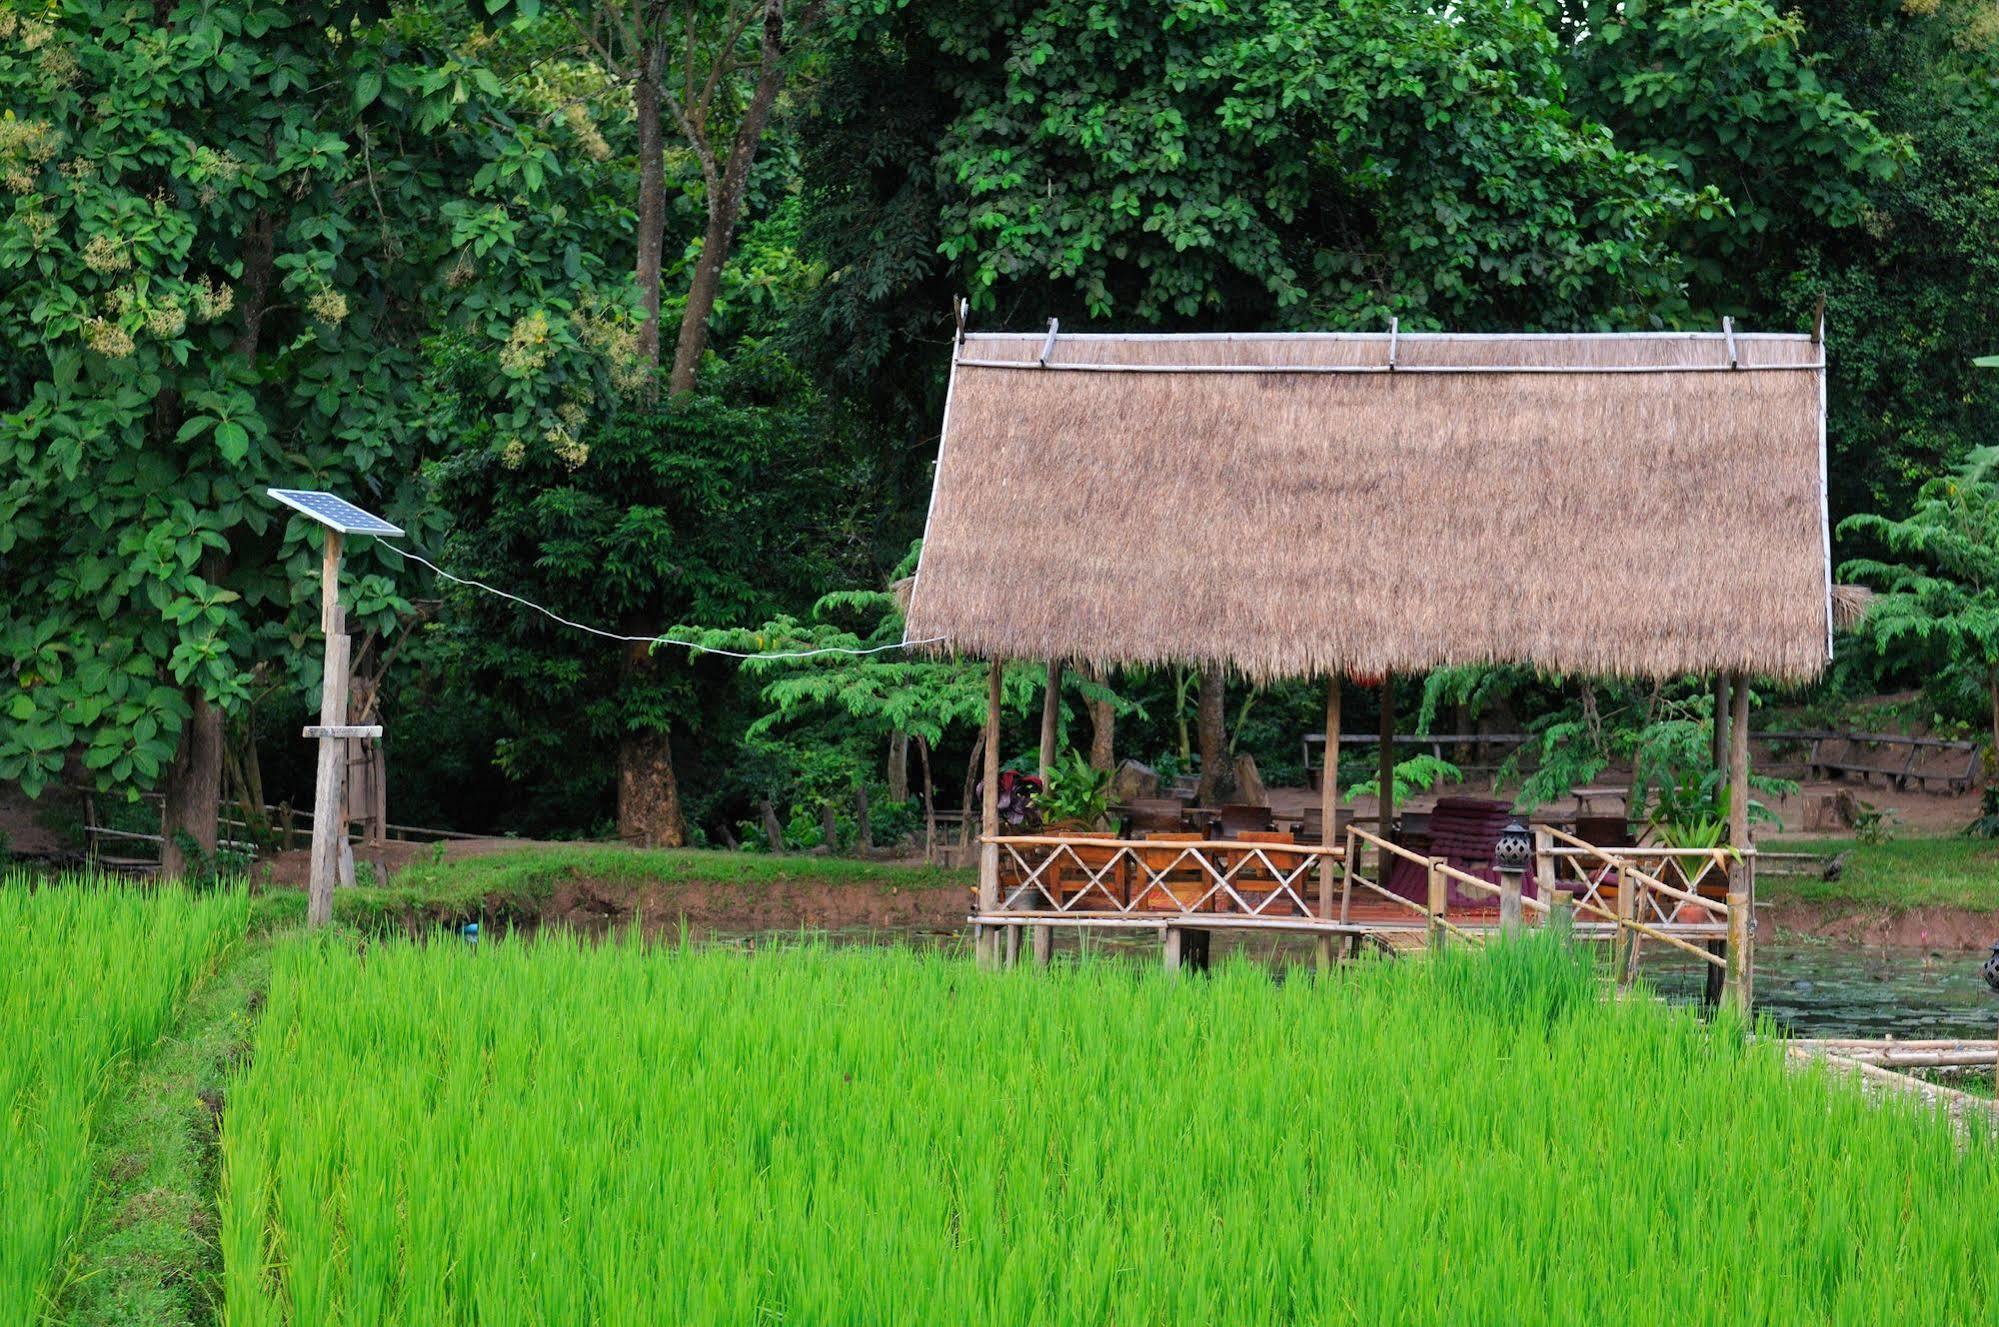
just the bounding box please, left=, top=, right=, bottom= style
left=587, top=923, right=1999, bottom=1040
left=1647, top=941, right=1999, bottom=1039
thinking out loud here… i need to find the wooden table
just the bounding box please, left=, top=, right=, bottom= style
left=1571, top=786, right=1628, bottom=815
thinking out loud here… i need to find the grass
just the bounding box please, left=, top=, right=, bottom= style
left=0, top=875, right=249, bottom=1325
left=328, top=842, right=972, bottom=932
left=58, top=944, right=271, bottom=1327
left=221, top=931, right=1999, bottom=1325
left=1761, top=836, right=1999, bottom=911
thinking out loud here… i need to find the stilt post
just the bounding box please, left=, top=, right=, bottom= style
left=1377, top=675, right=1395, bottom=875
left=977, top=661, right=1002, bottom=968
left=1316, top=675, right=1341, bottom=967
left=1725, top=673, right=1754, bottom=1008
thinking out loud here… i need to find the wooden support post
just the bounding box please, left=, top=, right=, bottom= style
left=1163, top=926, right=1183, bottom=974
left=977, top=661, right=1003, bottom=968
left=1377, top=675, right=1395, bottom=876
left=1425, top=858, right=1445, bottom=951
left=1031, top=922, right=1052, bottom=968
left=1038, top=658, right=1063, bottom=784
left=1611, top=853, right=1635, bottom=984
left=1004, top=924, right=1021, bottom=967
left=1532, top=826, right=1557, bottom=929
left=1499, top=869, right=1522, bottom=932
left=1725, top=673, right=1754, bottom=1009
left=1339, top=825, right=1357, bottom=926
left=1315, top=675, right=1341, bottom=968
left=306, top=532, right=348, bottom=928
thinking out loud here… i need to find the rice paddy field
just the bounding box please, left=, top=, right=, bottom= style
left=216, top=934, right=1999, bottom=1326
left=12, top=869, right=1999, bottom=1325
left=2, top=879, right=248, bottom=1324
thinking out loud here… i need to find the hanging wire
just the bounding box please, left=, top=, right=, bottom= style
left=387, top=542, right=945, bottom=661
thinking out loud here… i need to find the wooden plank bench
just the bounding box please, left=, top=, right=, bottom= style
left=1785, top=731, right=1981, bottom=794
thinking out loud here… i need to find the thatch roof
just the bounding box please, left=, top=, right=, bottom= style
left=904, top=329, right=1831, bottom=683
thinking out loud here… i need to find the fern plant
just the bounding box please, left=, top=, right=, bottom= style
left=1839, top=449, right=1999, bottom=763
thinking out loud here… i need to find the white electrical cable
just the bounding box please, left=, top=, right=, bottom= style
left=388, top=542, right=946, bottom=660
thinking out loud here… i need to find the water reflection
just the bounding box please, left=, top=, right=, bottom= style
left=1648, top=941, right=1999, bottom=1039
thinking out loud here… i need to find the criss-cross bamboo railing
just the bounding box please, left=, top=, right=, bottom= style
left=1537, top=826, right=1742, bottom=989
left=1339, top=826, right=1549, bottom=948
left=985, top=834, right=1344, bottom=922
left=979, top=823, right=1752, bottom=1002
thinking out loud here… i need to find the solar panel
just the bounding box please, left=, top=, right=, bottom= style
left=268, top=489, right=404, bottom=537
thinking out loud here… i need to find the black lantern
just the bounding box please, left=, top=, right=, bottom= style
left=1494, top=819, right=1534, bottom=874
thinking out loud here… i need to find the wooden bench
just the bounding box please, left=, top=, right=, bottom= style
left=1792, top=731, right=1981, bottom=794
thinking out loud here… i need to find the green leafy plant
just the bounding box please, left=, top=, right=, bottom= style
left=1840, top=451, right=1999, bottom=763
left=1345, top=753, right=1463, bottom=805
left=1032, top=750, right=1111, bottom=830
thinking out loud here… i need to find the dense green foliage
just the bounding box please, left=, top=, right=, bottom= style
left=3, top=0, right=1997, bottom=842
left=1840, top=452, right=1999, bottom=753
left=0, top=877, right=247, bottom=1324
left=0, top=0, right=630, bottom=797
left=221, top=932, right=1999, bottom=1323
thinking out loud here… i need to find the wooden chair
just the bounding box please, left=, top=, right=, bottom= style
left=1127, top=798, right=1190, bottom=834
left=1135, top=832, right=1211, bottom=913
left=1295, top=806, right=1355, bottom=846
left=1042, top=834, right=1129, bottom=911
left=1217, top=803, right=1276, bottom=838
left=1224, top=830, right=1308, bottom=914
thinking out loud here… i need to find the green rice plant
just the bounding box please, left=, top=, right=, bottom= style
left=224, top=931, right=1999, bottom=1325
left=1, top=873, right=249, bottom=1324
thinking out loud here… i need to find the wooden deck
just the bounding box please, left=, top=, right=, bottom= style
left=973, top=826, right=1752, bottom=999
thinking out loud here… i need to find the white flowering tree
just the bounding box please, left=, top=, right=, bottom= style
left=0, top=2, right=636, bottom=870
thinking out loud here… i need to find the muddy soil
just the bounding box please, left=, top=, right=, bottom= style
left=1765, top=902, right=1999, bottom=952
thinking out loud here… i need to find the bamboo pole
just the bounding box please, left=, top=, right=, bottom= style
left=1425, top=859, right=1445, bottom=951
left=1726, top=674, right=1753, bottom=1008
left=1317, top=676, right=1341, bottom=967
left=978, top=661, right=1002, bottom=968
left=1377, top=676, right=1394, bottom=875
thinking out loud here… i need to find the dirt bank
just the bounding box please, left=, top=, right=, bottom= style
left=343, top=871, right=970, bottom=940
left=1765, top=903, right=1999, bottom=951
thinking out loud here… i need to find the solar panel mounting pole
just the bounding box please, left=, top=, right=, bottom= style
left=307, top=530, right=349, bottom=926
left=268, top=489, right=400, bottom=927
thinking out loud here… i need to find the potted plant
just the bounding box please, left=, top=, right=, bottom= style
left=1032, top=750, right=1113, bottom=834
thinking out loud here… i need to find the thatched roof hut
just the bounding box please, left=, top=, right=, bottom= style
left=906, top=327, right=1830, bottom=683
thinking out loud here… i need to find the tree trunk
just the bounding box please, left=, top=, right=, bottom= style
left=1038, top=658, right=1063, bottom=783
left=632, top=46, right=668, bottom=391
left=1988, top=670, right=1998, bottom=774
left=917, top=735, right=936, bottom=861
left=887, top=730, right=909, bottom=804
left=618, top=726, right=683, bottom=848
left=819, top=801, right=839, bottom=852
left=666, top=0, right=792, bottom=395
left=958, top=731, right=985, bottom=856
left=1194, top=666, right=1228, bottom=804
left=760, top=799, right=786, bottom=853
left=1174, top=667, right=1192, bottom=763
left=854, top=781, right=872, bottom=852
left=159, top=692, right=222, bottom=880
left=1084, top=663, right=1115, bottom=773
left=1712, top=673, right=1732, bottom=777
left=616, top=644, right=682, bottom=847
